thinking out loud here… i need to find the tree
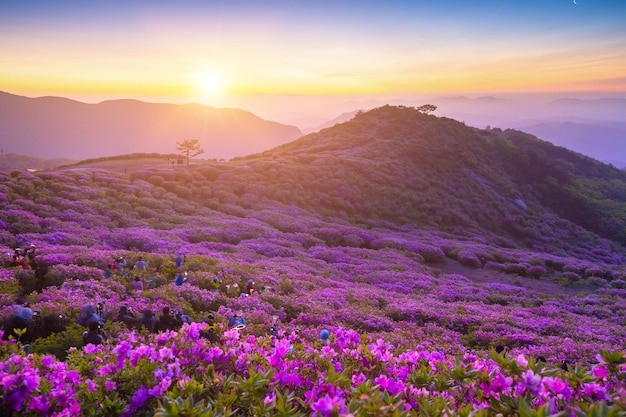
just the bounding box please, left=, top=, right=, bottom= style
left=176, top=139, right=205, bottom=167
left=416, top=104, right=437, bottom=114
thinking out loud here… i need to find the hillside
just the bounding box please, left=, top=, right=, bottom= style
left=0, top=153, right=75, bottom=171
left=0, top=91, right=302, bottom=160
left=1, top=106, right=625, bottom=415
left=234, top=106, right=626, bottom=252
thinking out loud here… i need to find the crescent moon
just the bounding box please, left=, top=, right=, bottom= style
left=573, top=0, right=577, bottom=3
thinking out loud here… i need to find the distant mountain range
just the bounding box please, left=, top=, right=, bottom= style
left=2, top=90, right=625, bottom=168
left=417, top=96, right=626, bottom=168
left=0, top=91, right=302, bottom=160
left=514, top=120, right=626, bottom=168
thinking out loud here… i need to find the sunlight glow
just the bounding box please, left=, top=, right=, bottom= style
left=198, top=71, right=227, bottom=95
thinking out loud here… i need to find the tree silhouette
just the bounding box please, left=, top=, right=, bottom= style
left=416, top=104, right=437, bottom=114
left=176, top=139, right=205, bottom=167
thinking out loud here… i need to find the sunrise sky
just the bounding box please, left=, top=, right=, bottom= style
left=1, top=0, right=626, bottom=124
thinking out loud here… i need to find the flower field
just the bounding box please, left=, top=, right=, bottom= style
left=1, top=107, right=625, bottom=415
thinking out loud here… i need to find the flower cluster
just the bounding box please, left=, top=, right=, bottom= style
left=1, top=325, right=625, bottom=416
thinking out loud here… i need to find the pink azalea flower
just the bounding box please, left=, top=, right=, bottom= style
left=2, top=374, right=19, bottom=391
left=395, top=365, right=410, bottom=381
left=351, top=372, right=367, bottom=386
left=83, top=343, right=98, bottom=355
left=593, top=365, right=608, bottom=380
left=311, top=394, right=347, bottom=417
left=85, top=379, right=97, bottom=392
left=264, top=391, right=276, bottom=405
left=542, top=377, right=571, bottom=400
left=582, top=383, right=610, bottom=401
left=521, top=370, right=542, bottom=395
left=22, top=371, right=40, bottom=391
left=178, top=375, right=191, bottom=389
left=374, top=374, right=391, bottom=391
left=131, top=387, right=150, bottom=408
left=40, top=355, right=55, bottom=368
left=490, top=372, right=513, bottom=393
left=26, top=395, right=49, bottom=414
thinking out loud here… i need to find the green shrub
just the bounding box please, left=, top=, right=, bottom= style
left=29, top=323, right=85, bottom=360
left=505, top=263, right=529, bottom=277
left=457, top=251, right=482, bottom=268
left=276, top=277, right=295, bottom=295
left=15, top=269, right=37, bottom=294
left=0, top=278, right=20, bottom=305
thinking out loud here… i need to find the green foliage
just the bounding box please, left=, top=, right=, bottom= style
left=154, top=396, right=214, bottom=417
left=29, top=323, right=85, bottom=360
left=350, top=380, right=413, bottom=416
left=0, top=277, right=20, bottom=301
left=14, top=269, right=37, bottom=294
left=276, top=277, right=295, bottom=295
left=183, top=255, right=219, bottom=272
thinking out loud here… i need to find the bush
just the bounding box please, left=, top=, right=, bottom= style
left=527, top=265, right=547, bottom=279
left=484, top=261, right=506, bottom=271
left=29, top=323, right=86, bottom=360
left=414, top=244, right=445, bottom=263
left=457, top=251, right=482, bottom=268
left=276, top=277, right=295, bottom=295
left=611, top=279, right=626, bottom=289
left=558, top=271, right=580, bottom=284
left=586, top=276, right=609, bottom=287
left=15, top=269, right=37, bottom=294
left=545, top=259, right=565, bottom=272
left=505, top=263, right=529, bottom=277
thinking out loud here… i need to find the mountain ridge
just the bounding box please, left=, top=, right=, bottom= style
left=228, top=105, right=626, bottom=252
left=0, top=91, right=302, bottom=160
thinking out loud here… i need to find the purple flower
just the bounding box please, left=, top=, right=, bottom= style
left=352, top=373, right=367, bottom=387
left=582, top=383, right=610, bottom=401
left=311, top=394, right=347, bottom=417
left=593, top=365, right=608, bottom=380
left=131, top=386, right=150, bottom=408
left=521, top=370, right=541, bottom=395
left=40, top=355, right=55, bottom=368
left=489, top=372, right=513, bottom=395
left=264, top=391, right=276, bottom=405
left=26, top=395, right=49, bottom=414
left=274, top=370, right=303, bottom=387
left=2, top=374, right=19, bottom=391
left=148, top=377, right=171, bottom=397
left=22, top=371, right=40, bottom=391
left=84, top=342, right=103, bottom=356
left=542, top=377, right=571, bottom=399
left=85, top=379, right=97, bottom=392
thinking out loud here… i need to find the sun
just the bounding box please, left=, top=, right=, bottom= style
left=198, top=72, right=226, bottom=95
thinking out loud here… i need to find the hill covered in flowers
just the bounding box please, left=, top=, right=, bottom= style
left=0, top=106, right=625, bottom=415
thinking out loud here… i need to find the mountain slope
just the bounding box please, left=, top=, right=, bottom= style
left=0, top=91, right=302, bottom=160
left=233, top=105, right=626, bottom=251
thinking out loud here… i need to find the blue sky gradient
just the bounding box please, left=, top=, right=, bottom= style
left=1, top=0, right=625, bottom=104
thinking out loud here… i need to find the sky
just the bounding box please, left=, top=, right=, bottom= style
left=1, top=0, right=626, bottom=125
